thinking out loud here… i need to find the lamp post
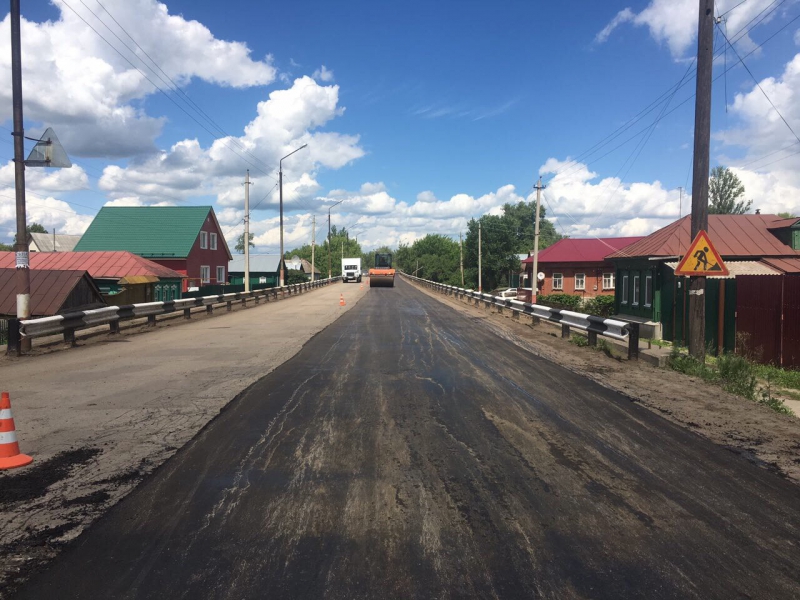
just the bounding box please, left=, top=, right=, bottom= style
left=279, top=143, right=308, bottom=287
left=327, top=199, right=343, bottom=279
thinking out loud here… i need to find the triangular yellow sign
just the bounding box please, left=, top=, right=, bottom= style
left=675, top=230, right=729, bottom=276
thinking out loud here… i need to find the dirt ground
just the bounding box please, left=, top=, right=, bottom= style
left=0, top=280, right=367, bottom=597
left=411, top=280, right=800, bottom=484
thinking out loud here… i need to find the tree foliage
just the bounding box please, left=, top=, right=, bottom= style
left=464, top=202, right=562, bottom=291
left=395, top=235, right=461, bottom=286
left=288, top=225, right=363, bottom=278
left=235, top=232, right=254, bottom=253
left=709, top=166, right=751, bottom=215
left=13, top=222, right=48, bottom=245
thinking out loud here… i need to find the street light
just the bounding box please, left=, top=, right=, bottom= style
left=327, top=199, right=343, bottom=279
left=279, top=143, right=308, bottom=287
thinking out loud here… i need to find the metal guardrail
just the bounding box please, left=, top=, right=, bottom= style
left=402, top=273, right=639, bottom=360
left=18, top=278, right=340, bottom=345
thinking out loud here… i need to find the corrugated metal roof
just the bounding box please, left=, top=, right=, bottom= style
left=75, top=206, right=230, bottom=258
left=0, top=251, right=185, bottom=279
left=762, top=257, right=800, bottom=273
left=0, top=269, right=102, bottom=316
left=229, top=254, right=282, bottom=273
left=29, top=232, right=81, bottom=252
left=608, top=215, right=800, bottom=260
left=522, top=237, right=643, bottom=264
left=665, top=260, right=781, bottom=278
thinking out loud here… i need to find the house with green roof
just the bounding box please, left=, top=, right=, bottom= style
left=76, top=206, right=232, bottom=292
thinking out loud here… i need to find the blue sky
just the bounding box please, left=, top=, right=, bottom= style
left=2, top=0, right=800, bottom=251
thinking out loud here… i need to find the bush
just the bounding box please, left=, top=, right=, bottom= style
left=717, top=353, right=757, bottom=401
left=536, top=293, right=582, bottom=311
left=667, top=347, right=717, bottom=382
left=583, top=295, right=616, bottom=317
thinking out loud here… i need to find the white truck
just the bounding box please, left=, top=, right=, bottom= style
left=341, top=258, right=362, bottom=283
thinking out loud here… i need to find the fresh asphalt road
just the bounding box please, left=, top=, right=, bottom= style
left=16, top=278, right=800, bottom=599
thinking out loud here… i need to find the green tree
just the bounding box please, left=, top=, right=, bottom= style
left=709, top=166, right=752, bottom=214
left=235, top=232, right=255, bottom=253
left=778, top=212, right=797, bottom=219
left=13, top=222, right=48, bottom=244
left=463, top=201, right=562, bottom=291
left=394, top=234, right=461, bottom=285
left=0, top=242, right=12, bottom=251
left=318, top=226, right=362, bottom=277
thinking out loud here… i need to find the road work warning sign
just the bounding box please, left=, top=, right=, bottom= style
left=675, top=230, right=729, bottom=276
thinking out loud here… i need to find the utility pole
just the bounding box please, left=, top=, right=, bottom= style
left=678, top=186, right=683, bottom=218
left=243, top=170, right=251, bottom=292
left=459, top=232, right=464, bottom=287
left=311, top=214, right=316, bottom=282
left=531, top=177, right=545, bottom=303
left=278, top=144, right=307, bottom=289
left=11, top=0, right=29, bottom=353
left=416, top=258, right=419, bottom=276
left=478, top=221, right=482, bottom=292
left=689, top=0, right=714, bottom=360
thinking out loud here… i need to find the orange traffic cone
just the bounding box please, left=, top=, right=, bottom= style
left=340, top=294, right=346, bottom=307
left=0, top=392, right=33, bottom=470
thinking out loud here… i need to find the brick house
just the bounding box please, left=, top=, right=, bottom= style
left=520, top=237, right=643, bottom=302
left=76, top=206, right=232, bottom=292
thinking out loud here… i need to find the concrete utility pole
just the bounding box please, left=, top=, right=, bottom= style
left=327, top=199, right=343, bottom=279
left=531, top=177, right=546, bottom=303
left=478, top=221, right=482, bottom=292
left=244, top=170, right=251, bottom=292
left=311, top=214, right=315, bottom=282
left=689, top=0, right=714, bottom=360
left=10, top=0, right=29, bottom=353
left=459, top=232, right=464, bottom=287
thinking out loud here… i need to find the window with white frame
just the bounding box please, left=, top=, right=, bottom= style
left=552, top=273, right=563, bottom=290
left=216, top=266, right=225, bottom=283
left=645, top=274, right=653, bottom=307
left=633, top=275, right=640, bottom=306
left=574, top=273, right=585, bottom=290
left=210, top=233, right=217, bottom=250
left=603, top=272, right=615, bottom=289
left=621, top=275, right=629, bottom=304
left=200, top=231, right=208, bottom=249
left=201, top=265, right=210, bottom=283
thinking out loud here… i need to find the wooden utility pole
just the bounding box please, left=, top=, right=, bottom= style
left=689, top=0, right=714, bottom=360
left=10, top=0, right=29, bottom=353
left=459, top=232, right=464, bottom=287
left=478, top=221, right=482, bottom=292
left=532, top=177, right=545, bottom=303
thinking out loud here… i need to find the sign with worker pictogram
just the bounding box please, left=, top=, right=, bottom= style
left=675, top=230, right=729, bottom=276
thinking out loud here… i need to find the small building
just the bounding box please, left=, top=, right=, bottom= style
left=0, top=251, right=186, bottom=305
left=520, top=237, right=643, bottom=302
left=28, top=232, right=82, bottom=253
left=228, top=254, right=284, bottom=287
left=75, top=206, right=232, bottom=292
left=606, top=214, right=800, bottom=366
left=0, top=268, right=105, bottom=318
left=286, top=255, right=321, bottom=281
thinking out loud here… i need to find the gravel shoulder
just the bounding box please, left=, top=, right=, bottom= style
left=408, top=278, right=800, bottom=484
left=0, top=280, right=367, bottom=597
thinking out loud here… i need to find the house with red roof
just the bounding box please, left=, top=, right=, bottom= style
left=0, top=251, right=186, bottom=306
left=520, top=237, right=643, bottom=303
left=606, top=214, right=800, bottom=366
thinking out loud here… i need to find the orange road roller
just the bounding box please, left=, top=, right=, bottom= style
left=369, top=252, right=395, bottom=287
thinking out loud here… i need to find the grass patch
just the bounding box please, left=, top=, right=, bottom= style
left=667, top=348, right=794, bottom=416
left=754, top=364, right=800, bottom=391
left=645, top=338, right=671, bottom=348
left=569, top=334, right=588, bottom=347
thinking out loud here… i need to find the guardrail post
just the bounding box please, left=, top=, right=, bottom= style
left=588, top=330, right=597, bottom=347
left=561, top=323, right=570, bottom=338
left=227, top=301, right=232, bottom=312
left=255, top=294, right=260, bottom=304
left=6, top=319, right=20, bottom=355
left=184, top=308, right=191, bottom=319
left=64, top=328, right=76, bottom=346
left=109, top=320, right=120, bottom=334
left=147, top=315, right=157, bottom=327
left=241, top=298, right=247, bottom=308
left=627, top=322, right=640, bottom=360
left=206, top=305, right=213, bottom=315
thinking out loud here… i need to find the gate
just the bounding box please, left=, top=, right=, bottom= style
left=736, top=275, right=782, bottom=365
left=783, top=276, right=800, bottom=368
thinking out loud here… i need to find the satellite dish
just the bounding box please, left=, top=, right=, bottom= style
left=537, top=272, right=545, bottom=281
left=25, top=127, right=72, bottom=168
